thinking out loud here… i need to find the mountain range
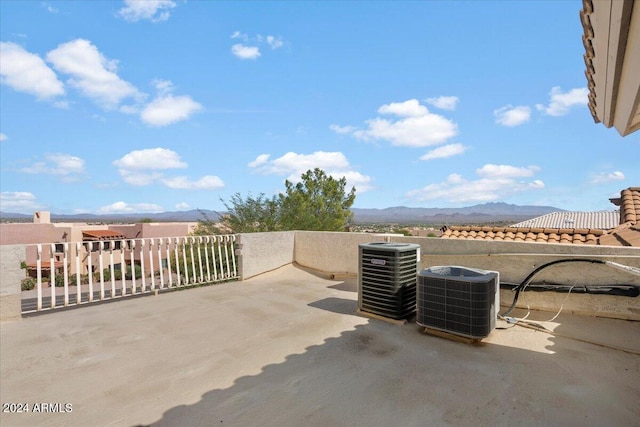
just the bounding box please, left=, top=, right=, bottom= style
left=0, top=202, right=563, bottom=225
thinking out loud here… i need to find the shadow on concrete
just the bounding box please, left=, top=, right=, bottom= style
left=308, top=297, right=359, bottom=316
left=144, top=299, right=640, bottom=427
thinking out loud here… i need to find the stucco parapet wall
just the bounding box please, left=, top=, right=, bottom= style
left=0, top=245, right=24, bottom=322
left=293, top=231, right=401, bottom=275
left=236, top=231, right=295, bottom=280
left=292, top=232, right=640, bottom=286
left=390, top=236, right=640, bottom=287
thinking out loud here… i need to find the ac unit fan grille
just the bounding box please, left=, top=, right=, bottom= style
left=358, top=243, right=420, bottom=320
left=417, top=267, right=498, bottom=339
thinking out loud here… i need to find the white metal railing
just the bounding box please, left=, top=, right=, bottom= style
left=21, top=235, right=238, bottom=313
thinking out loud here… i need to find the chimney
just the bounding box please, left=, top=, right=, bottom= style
left=34, top=211, right=51, bottom=224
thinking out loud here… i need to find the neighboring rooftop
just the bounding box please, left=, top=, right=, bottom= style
left=442, top=187, right=640, bottom=247
left=510, top=210, right=619, bottom=230
left=1, top=265, right=639, bottom=427
left=441, top=225, right=603, bottom=245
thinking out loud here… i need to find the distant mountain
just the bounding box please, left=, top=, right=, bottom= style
left=351, top=202, right=563, bottom=224
left=0, top=209, right=221, bottom=223
left=1, top=203, right=561, bottom=225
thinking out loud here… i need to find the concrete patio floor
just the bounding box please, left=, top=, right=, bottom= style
left=1, top=264, right=639, bottom=427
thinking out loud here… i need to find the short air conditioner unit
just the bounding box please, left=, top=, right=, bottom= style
left=417, top=266, right=499, bottom=339
left=358, top=242, right=420, bottom=320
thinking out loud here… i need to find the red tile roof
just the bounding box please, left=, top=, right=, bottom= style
left=441, top=226, right=603, bottom=245
left=27, top=261, right=65, bottom=269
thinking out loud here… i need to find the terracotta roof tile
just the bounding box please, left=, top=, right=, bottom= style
left=440, top=226, right=601, bottom=245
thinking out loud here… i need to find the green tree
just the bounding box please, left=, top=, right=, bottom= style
left=219, top=193, right=280, bottom=233
left=278, top=168, right=356, bottom=231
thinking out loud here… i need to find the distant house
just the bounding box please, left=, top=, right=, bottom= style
left=0, top=212, right=199, bottom=279
left=441, top=187, right=640, bottom=246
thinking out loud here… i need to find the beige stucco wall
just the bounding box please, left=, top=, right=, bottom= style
left=293, top=231, right=397, bottom=275
left=236, top=232, right=295, bottom=280
left=291, top=232, right=640, bottom=320
left=0, top=245, right=24, bottom=322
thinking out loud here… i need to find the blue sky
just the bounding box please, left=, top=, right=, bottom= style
left=1, top=1, right=638, bottom=215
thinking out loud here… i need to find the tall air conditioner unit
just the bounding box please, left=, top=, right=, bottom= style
left=358, top=242, right=420, bottom=320
left=417, top=266, right=499, bottom=339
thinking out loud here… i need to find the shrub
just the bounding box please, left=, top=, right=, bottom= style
left=125, top=264, right=143, bottom=280
left=99, top=268, right=122, bottom=282
left=21, top=277, right=36, bottom=291
left=54, top=274, right=67, bottom=287
left=69, top=273, right=90, bottom=286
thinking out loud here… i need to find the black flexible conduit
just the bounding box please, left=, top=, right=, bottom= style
left=500, top=258, right=607, bottom=317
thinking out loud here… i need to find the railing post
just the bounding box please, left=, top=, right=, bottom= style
left=130, top=240, right=137, bottom=294
left=63, top=243, right=69, bottom=306
left=120, top=240, right=126, bottom=296
left=158, top=238, right=165, bottom=289
left=87, top=242, right=94, bottom=302
left=109, top=243, right=116, bottom=297
left=49, top=243, right=56, bottom=309
left=99, top=241, right=105, bottom=300
left=75, top=242, right=81, bottom=304
left=140, top=239, right=146, bottom=292
left=36, top=244, right=42, bottom=311
left=149, top=238, right=156, bottom=290
left=204, top=236, right=211, bottom=282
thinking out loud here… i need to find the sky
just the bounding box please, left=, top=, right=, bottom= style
left=1, top=1, right=638, bottom=215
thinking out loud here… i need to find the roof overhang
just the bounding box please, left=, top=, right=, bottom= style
left=82, top=230, right=127, bottom=240
left=581, top=0, right=640, bottom=136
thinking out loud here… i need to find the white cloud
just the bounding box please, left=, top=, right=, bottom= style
left=114, top=148, right=222, bottom=189
left=248, top=154, right=270, bottom=168
left=420, top=143, right=467, bottom=160
left=46, top=39, right=141, bottom=109
left=97, top=201, right=164, bottom=214
left=476, top=164, right=539, bottom=178
left=230, top=32, right=284, bottom=59
left=230, top=31, right=248, bottom=41
left=378, top=99, right=428, bottom=117
left=266, top=35, right=284, bottom=49
left=0, top=133, right=7, bottom=141
left=0, top=42, right=65, bottom=99
left=140, top=94, right=202, bottom=126
left=41, top=2, right=58, bottom=13
left=536, top=86, right=588, bottom=116
left=329, top=124, right=356, bottom=134
left=591, top=171, right=625, bottom=183
left=175, top=202, right=190, bottom=210
left=20, top=153, right=86, bottom=182
left=0, top=191, right=39, bottom=212
left=407, top=164, right=544, bottom=203
left=341, top=99, right=458, bottom=147
left=249, top=151, right=373, bottom=192
left=118, top=0, right=176, bottom=23
left=117, top=170, right=164, bottom=186
left=152, top=79, right=174, bottom=95
left=231, top=44, right=261, bottom=60
left=425, top=96, right=459, bottom=111
left=494, top=105, right=531, bottom=127
left=114, top=148, right=187, bottom=170
left=162, top=175, right=224, bottom=190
